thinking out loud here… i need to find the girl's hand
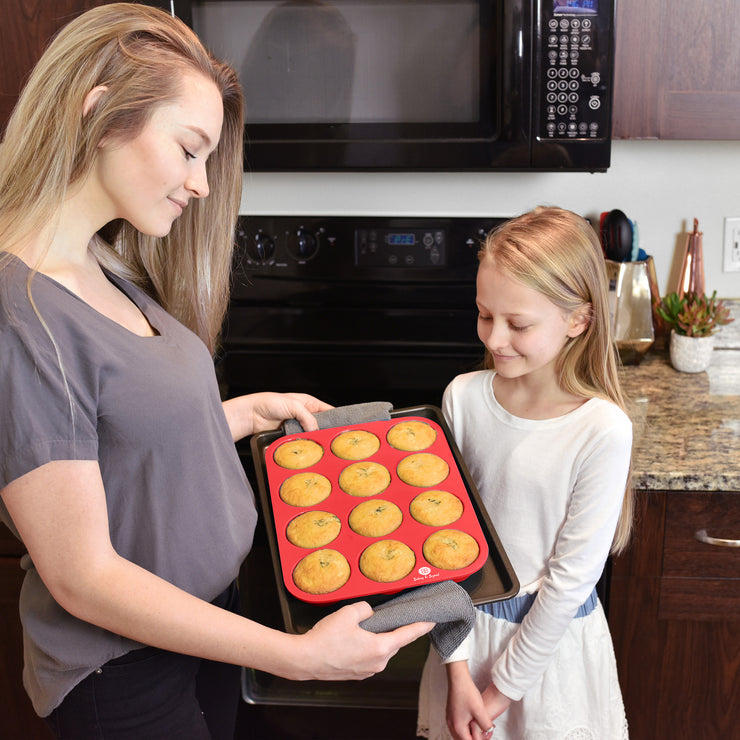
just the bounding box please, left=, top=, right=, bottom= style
left=222, top=392, right=333, bottom=440
left=295, top=601, right=434, bottom=681
left=445, top=661, right=495, bottom=740
left=480, top=682, right=512, bottom=726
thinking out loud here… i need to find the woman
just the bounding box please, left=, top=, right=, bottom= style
left=0, top=5, right=431, bottom=738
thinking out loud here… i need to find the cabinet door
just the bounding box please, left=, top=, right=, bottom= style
left=609, top=491, right=740, bottom=740
left=613, top=0, right=740, bottom=139
left=0, top=1, right=106, bottom=132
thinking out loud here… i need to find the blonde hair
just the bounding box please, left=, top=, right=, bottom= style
left=480, top=206, right=633, bottom=553
left=0, top=2, right=243, bottom=353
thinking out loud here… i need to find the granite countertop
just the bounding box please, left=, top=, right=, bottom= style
left=620, top=301, right=740, bottom=492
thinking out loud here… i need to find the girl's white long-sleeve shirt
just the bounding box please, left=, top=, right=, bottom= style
left=442, top=370, right=632, bottom=701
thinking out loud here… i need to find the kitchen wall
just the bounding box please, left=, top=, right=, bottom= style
left=240, top=139, right=740, bottom=299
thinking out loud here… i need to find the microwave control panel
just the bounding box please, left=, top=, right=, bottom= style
left=536, top=0, right=613, bottom=143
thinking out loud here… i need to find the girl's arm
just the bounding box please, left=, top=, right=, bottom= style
left=1, top=459, right=432, bottom=680
left=445, top=660, right=496, bottom=740
left=222, top=391, right=333, bottom=441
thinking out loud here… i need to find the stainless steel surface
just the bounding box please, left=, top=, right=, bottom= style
left=606, top=258, right=656, bottom=364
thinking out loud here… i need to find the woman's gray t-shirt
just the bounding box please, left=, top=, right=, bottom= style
left=0, top=258, right=258, bottom=716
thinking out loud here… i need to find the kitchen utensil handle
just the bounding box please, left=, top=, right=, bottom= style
left=694, top=529, right=740, bottom=548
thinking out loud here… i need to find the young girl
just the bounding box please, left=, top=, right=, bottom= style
left=417, top=206, right=633, bottom=740
left=0, top=5, right=430, bottom=738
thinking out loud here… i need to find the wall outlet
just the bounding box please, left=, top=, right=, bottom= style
left=723, top=218, right=740, bottom=272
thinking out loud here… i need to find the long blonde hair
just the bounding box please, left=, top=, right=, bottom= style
left=0, top=3, right=243, bottom=352
left=480, top=206, right=633, bottom=553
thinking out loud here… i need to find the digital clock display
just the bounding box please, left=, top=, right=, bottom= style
left=387, top=233, right=416, bottom=246
left=554, top=0, right=597, bottom=13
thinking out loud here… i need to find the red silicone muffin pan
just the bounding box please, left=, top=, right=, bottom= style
left=262, top=416, right=490, bottom=604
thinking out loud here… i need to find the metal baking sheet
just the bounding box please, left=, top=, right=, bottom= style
left=250, top=405, right=519, bottom=634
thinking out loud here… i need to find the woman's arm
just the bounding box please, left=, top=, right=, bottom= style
left=1, top=459, right=431, bottom=680
left=222, top=391, right=333, bottom=441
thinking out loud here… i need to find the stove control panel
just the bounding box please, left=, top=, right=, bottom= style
left=234, top=215, right=502, bottom=279
left=355, top=227, right=447, bottom=268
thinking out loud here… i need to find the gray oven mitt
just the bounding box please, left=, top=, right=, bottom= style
left=359, top=580, right=476, bottom=660
left=282, top=401, right=393, bottom=435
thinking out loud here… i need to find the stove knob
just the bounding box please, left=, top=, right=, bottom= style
left=292, top=228, right=318, bottom=260
left=245, top=231, right=275, bottom=263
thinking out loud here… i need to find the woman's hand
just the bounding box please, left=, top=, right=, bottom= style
left=222, top=391, right=333, bottom=441
left=293, top=601, right=434, bottom=682
left=445, top=661, right=496, bottom=740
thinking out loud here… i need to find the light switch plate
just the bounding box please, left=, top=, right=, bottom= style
left=723, top=217, right=740, bottom=272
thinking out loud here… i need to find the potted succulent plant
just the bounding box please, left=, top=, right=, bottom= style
left=657, top=291, right=734, bottom=372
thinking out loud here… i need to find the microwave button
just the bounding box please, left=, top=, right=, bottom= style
left=589, top=96, right=602, bottom=110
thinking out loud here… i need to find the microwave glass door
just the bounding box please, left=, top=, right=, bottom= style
left=187, top=0, right=513, bottom=169
left=194, top=0, right=482, bottom=127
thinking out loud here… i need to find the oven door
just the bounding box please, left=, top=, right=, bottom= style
left=221, top=303, right=483, bottom=409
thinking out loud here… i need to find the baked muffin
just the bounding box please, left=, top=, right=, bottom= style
left=409, top=490, right=464, bottom=527
left=293, top=549, right=351, bottom=594
left=338, top=461, right=391, bottom=497
left=422, top=529, right=479, bottom=570
left=387, top=420, right=437, bottom=452
left=396, top=452, right=449, bottom=488
left=359, top=539, right=415, bottom=583
left=330, top=430, right=381, bottom=460
left=286, top=511, right=341, bottom=548
left=348, top=499, right=403, bottom=538
left=279, top=472, right=332, bottom=507
left=273, top=439, right=324, bottom=469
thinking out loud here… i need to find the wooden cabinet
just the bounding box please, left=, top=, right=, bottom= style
left=0, top=1, right=104, bottom=133
left=609, top=491, right=740, bottom=740
left=613, top=0, right=740, bottom=139
left=0, top=524, right=52, bottom=739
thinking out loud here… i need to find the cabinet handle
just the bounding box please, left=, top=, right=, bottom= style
left=694, top=529, right=740, bottom=548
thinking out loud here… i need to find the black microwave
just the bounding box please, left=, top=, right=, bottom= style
left=158, top=0, right=615, bottom=172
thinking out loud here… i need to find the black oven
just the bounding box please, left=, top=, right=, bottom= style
left=154, top=0, right=615, bottom=172
left=219, top=214, right=501, bottom=738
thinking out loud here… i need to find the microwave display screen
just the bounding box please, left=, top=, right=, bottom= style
left=192, top=1, right=480, bottom=125
left=554, top=0, right=598, bottom=13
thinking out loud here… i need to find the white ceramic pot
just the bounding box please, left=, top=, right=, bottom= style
left=669, top=329, right=715, bottom=373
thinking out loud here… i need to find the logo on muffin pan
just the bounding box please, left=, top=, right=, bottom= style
left=414, top=566, right=440, bottom=582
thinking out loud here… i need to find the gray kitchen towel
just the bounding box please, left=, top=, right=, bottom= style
left=282, top=401, right=393, bottom=435
left=360, top=580, right=476, bottom=660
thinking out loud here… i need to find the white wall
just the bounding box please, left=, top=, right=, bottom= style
left=240, top=139, right=740, bottom=299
